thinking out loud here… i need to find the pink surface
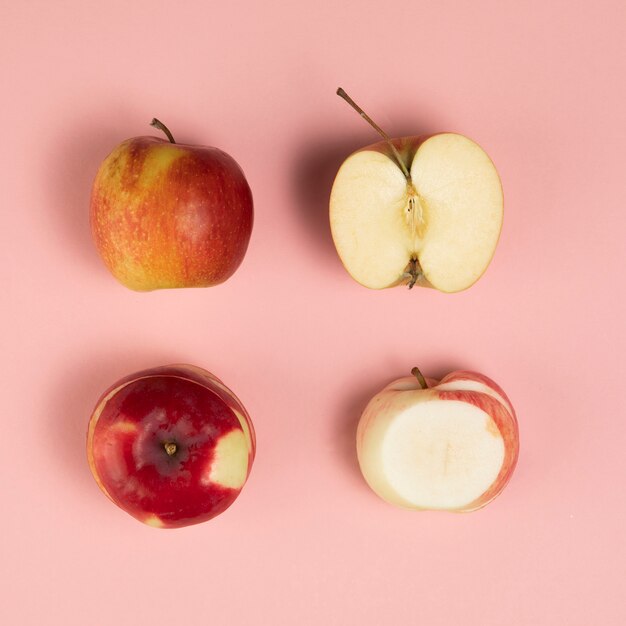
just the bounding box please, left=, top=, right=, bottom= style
left=1, top=1, right=625, bottom=624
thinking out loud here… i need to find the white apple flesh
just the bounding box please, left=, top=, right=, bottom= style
left=356, top=368, right=519, bottom=511
left=330, top=90, right=503, bottom=292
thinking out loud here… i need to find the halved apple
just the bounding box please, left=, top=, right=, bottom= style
left=330, top=89, right=503, bottom=292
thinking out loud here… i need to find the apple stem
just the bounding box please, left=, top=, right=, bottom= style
left=411, top=367, right=428, bottom=389
left=163, top=442, right=177, bottom=456
left=150, top=118, right=176, bottom=144
left=336, top=87, right=411, bottom=181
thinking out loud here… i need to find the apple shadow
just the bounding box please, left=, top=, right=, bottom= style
left=332, top=374, right=391, bottom=486
left=290, top=123, right=432, bottom=262
left=290, top=133, right=371, bottom=260
left=47, top=349, right=183, bottom=494
left=45, top=106, right=138, bottom=272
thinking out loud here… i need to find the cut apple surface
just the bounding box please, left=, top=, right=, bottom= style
left=330, top=133, right=503, bottom=292
left=356, top=369, right=519, bottom=512
left=379, top=399, right=504, bottom=509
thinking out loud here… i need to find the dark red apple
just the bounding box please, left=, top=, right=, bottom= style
left=87, top=364, right=255, bottom=528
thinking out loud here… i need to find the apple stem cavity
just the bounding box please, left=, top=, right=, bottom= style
left=411, top=367, right=429, bottom=389
left=163, top=442, right=178, bottom=456
left=402, top=257, right=421, bottom=289
left=150, top=118, right=176, bottom=144
left=336, top=87, right=411, bottom=182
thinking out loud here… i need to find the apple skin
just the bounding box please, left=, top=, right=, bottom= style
left=90, top=134, right=253, bottom=291
left=357, top=370, right=519, bottom=512
left=87, top=364, right=255, bottom=528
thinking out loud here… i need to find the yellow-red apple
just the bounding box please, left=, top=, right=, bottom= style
left=90, top=120, right=253, bottom=291
left=87, top=364, right=255, bottom=528
left=356, top=367, right=519, bottom=511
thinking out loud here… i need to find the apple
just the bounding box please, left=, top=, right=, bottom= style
left=356, top=367, right=519, bottom=511
left=87, top=364, right=255, bottom=528
left=330, top=89, right=503, bottom=292
left=90, top=119, right=253, bottom=291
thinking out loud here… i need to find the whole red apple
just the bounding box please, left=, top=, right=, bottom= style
left=90, top=119, right=253, bottom=291
left=87, top=364, right=255, bottom=528
left=357, top=367, right=519, bottom=512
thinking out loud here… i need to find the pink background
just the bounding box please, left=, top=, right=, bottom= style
left=2, top=1, right=625, bottom=624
